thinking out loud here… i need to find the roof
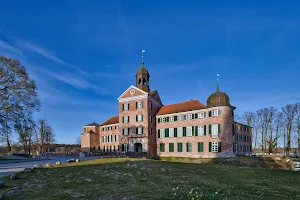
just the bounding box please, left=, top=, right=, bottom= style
left=85, top=122, right=99, bottom=126
left=148, top=90, right=157, bottom=95
left=101, top=116, right=119, bottom=126
left=88, top=130, right=96, bottom=134
left=157, top=100, right=206, bottom=115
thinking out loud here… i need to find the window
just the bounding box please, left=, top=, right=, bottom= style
left=177, top=143, right=183, bottom=152
left=136, top=114, right=143, bottom=122
left=212, top=142, right=218, bottom=152
left=149, top=128, right=153, bottom=135
left=103, top=136, right=106, bottom=142
left=160, top=129, right=165, bottom=138
left=149, top=115, right=152, bottom=122
left=122, top=144, right=129, bottom=152
left=137, top=127, right=143, bottom=134
left=177, top=127, right=183, bottom=137
left=186, top=143, right=192, bottom=152
left=115, top=135, right=118, bottom=142
left=161, top=118, right=165, bottom=123
left=123, top=116, right=129, bottom=123
left=198, top=142, right=204, bottom=152
left=136, top=101, right=143, bottom=109
left=102, top=128, right=105, bottom=131
left=160, top=143, right=165, bottom=152
left=211, top=124, right=219, bottom=138
left=123, top=128, right=129, bottom=135
left=115, top=125, right=118, bottom=130
left=123, top=103, right=129, bottom=111
left=198, top=125, right=206, bottom=136
left=169, top=143, right=174, bottom=152
left=110, top=145, right=115, bottom=152
left=178, top=115, right=184, bottom=121
left=169, top=128, right=174, bottom=137
left=149, top=102, right=152, bottom=110
left=186, top=114, right=193, bottom=120
left=186, top=126, right=192, bottom=137
left=212, top=110, right=219, bottom=116
left=104, top=146, right=108, bottom=152
left=198, top=112, right=206, bottom=118
left=170, top=116, right=174, bottom=122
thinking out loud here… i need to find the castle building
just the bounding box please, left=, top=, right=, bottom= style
left=81, top=61, right=252, bottom=158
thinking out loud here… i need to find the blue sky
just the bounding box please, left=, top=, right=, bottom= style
left=0, top=1, right=299, bottom=144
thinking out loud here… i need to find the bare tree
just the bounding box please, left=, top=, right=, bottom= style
left=35, top=119, right=55, bottom=153
left=282, top=104, right=297, bottom=156
left=266, top=107, right=277, bottom=153
left=274, top=111, right=283, bottom=152
left=0, top=56, right=40, bottom=151
left=295, top=103, right=300, bottom=156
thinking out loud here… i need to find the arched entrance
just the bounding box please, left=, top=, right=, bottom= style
left=134, top=143, right=143, bottom=152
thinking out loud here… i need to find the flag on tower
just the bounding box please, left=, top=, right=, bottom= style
left=142, top=49, right=145, bottom=53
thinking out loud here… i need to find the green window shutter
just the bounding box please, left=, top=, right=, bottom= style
left=174, top=128, right=177, bottom=137
left=165, top=128, right=169, bottom=138
left=195, top=126, right=198, bottom=136
left=192, top=114, right=195, bottom=119
left=183, top=127, right=186, bottom=137
left=136, top=102, right=138, bottom=109
left=195, top=113, right=198, bottom=118
left=136, top=115, right=138, bottom=122
left=178, top=143, right=182, bottom=152
left=122, top=116, right=124, bottom=123
left=209, top=111, right=212, bottom=117
left=142, top=115, right=143, bottom=121
left=186, top=143, right=189, bottom=152
left=174, top=116, right=177, bottom=121
left=192, top=126, right=195, bottom=136
left=128, top=116, right=130, bottom=123
left=209, top=142, right=212, bottom=152
left=218, top=142, right=221, bottom=152
left=158, top=129, right=160, bottom=138
left=198, top=142, right=203, bottom=152
left=128, top=104, right=130, bottom=110
left=204, top=125, right=206, bottom=135
left=201, top=142, right=204, bottom=152
left=122, top=104, right=124, bottom=110
left=198, top=142, right=200, bottom=152
left=160, top=143, right=165, bottom=152
left=169, top=143, right=174, bottom=152
left=218, top=124, right=221, bottom=133
left=158, top=118, right=160, bottom=123
left=232, top=124, right=235, bottom=135
left=166, top=117, right=169, bottom=122
left=209, top=125, right=212, bottom=134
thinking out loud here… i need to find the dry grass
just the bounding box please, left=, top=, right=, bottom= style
left=0, top=157, right=299, bottom=200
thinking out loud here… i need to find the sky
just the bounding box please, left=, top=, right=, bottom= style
left=0, top=1, right=300, bottom=144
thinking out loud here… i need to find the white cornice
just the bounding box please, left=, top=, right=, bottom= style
left=119, top=94, right=148, bottom=102
left=100, top=123, right=119, bottom=127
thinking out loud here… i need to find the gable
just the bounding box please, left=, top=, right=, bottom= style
left=117, top=85, right=148, bottom=100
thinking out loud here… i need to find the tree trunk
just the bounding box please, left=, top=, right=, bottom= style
left=6, top=135, right=11, bottom=152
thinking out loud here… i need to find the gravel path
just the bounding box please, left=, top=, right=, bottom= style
left=0, top=156, right=101, bottom=178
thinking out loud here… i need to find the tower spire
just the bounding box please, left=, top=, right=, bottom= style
left=141, top=49, right=145, bottom=67
left=216, top=74, right=220, bottom=92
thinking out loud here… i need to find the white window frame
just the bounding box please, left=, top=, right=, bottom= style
left=161, top=117, right=165, bottom=123
left=212, top=142, right=218, bottom=152
left=198, top=125, right=205, bottom=136
left=123, top=128, right=129, bottom=135
left=137, top=127, right=143, bottom=134
left=115, top=135, right=118, bottom=142
left=138, top=114, right=143, bottom=122
left=198, top=112, right=205, bottom=118
left=124, top=144, right=128, bottom=152
left=212, top=124, right=219, bottom=138
left=212, top=110, right=219, bottom=116
left=177, top=127, right=183, bottom=137
left=137, top=101, right=143, bottom=109
left=160, top=129, right=165, bottom=138
left=169, top=128, right=174, bottom=137
left=124, top=103, right=129, bottom=111
left=178, top=115, right=183, bottom=121
left=170, top=116, right=174, bottom=122
left=111, top=145, right=114, bottom=152
left=186, top=114, right=193, bottom=120
left=186, top=126, right=192, bottom=136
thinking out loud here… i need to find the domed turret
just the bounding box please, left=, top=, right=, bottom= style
left=206, top=84, right=231, bottom=108
left=136, top=62, right=150, bottom=92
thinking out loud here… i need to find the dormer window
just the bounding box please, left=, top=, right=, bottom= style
left=198, top=112, right=206, bottom=118
left=211, top=110, right=220, bottom=116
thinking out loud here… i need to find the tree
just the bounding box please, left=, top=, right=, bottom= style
left=274, top=111, right=283, bottom=152
left=0, top=56, right=40, bottom=151
left=295, top=103, right=300, bottom=156
left=35, top=119, right=55, bottom=153
left=15, top=119, right=35, bottom=155
left=282, top=104, right=297, bottom=156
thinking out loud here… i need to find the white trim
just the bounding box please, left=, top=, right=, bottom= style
left=157, top=109, right=207, bottom=117
left=117, top=85, right=148, bottom=100
left=83, top=125, right=99, bottom=128
left=119, top=94, right=148, bottom=102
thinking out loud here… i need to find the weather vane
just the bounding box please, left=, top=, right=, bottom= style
left=142, top=49, right=145, bottom=63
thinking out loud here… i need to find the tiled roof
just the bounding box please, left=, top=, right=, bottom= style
left=85, top=122, right=100, bottom=126
left=157, top=100, right=206, bottom=115
left=101, top=116, right=119, bottom=126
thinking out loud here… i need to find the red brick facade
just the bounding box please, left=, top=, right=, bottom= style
left=80, top=64, right=252, bottom=158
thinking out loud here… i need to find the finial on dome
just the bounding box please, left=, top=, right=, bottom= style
left=141, top=49, right=145, bottom=67
left=216, top=74, right=220, bottom=92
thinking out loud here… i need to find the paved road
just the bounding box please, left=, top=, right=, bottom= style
left=0, top=156, right=101, bottom=178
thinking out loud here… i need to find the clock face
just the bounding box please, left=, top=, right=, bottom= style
left=130, top=89, right=135, bottom=95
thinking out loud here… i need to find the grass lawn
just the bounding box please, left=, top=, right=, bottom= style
left=0, top=158, right=300, bottom=200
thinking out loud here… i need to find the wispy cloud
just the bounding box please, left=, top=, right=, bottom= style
left=0, top=40, right=24, bottom=56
